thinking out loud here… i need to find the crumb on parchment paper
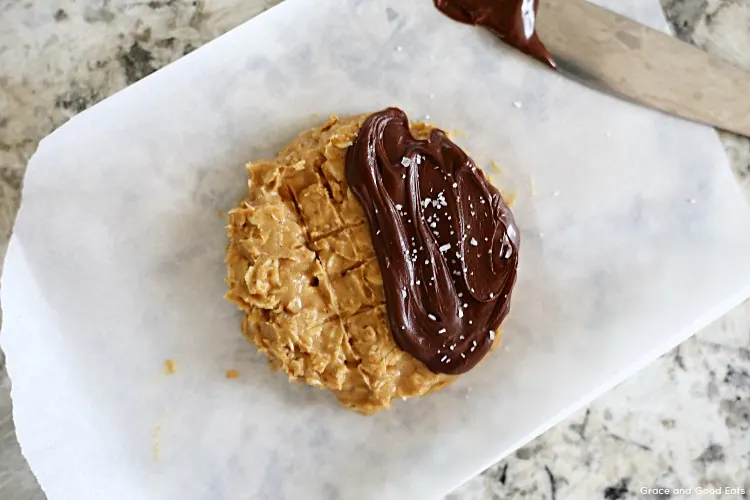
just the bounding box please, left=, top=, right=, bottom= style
left=225, top=369, right=239, bottom=379
left=164, top=359, right=176, bottom=374
left=503, top=191, right=517, bottom=207
left=446, top=128, right=466, bottom=140
left=153, top=424, right=162, bottom=461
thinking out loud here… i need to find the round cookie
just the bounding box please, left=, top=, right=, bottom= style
left=225, top=114, right=502, bottom=415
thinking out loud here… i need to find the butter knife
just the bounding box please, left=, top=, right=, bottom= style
left=536, top=0, right=750, bottom=137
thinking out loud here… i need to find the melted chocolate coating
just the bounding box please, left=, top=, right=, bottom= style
left=434, top=0, right=556, bottom=69
left=345, top=108, right=519, bottom=375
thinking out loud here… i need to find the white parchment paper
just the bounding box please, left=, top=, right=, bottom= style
left=4, top=0, right=750, bottom=498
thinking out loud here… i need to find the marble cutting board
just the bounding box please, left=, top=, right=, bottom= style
left=3, top=0, right=750, bottom=499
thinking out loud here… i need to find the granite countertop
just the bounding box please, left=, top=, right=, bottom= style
left=1, top=1, right=749, bottom=499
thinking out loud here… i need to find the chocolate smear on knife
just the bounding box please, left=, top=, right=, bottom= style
left=434, top=0, right=556, bottom=69
left=345, top=108, right=519, bottom=374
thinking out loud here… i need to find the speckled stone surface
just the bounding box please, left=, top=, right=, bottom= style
left=1, top=1, right=749, bottom=499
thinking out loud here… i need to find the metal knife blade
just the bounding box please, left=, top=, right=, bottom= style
left=536, top=0, right=750, bottom=137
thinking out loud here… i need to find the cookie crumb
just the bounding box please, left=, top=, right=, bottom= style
left=153, top=424, right=162, bottom=461
left=450, top=128, right=467, bottom=139
left=164, top=359, right=176, bottom=374
left=225, top=369, right=240, bottom=379
left=217, top=210, right=224, bottom=220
